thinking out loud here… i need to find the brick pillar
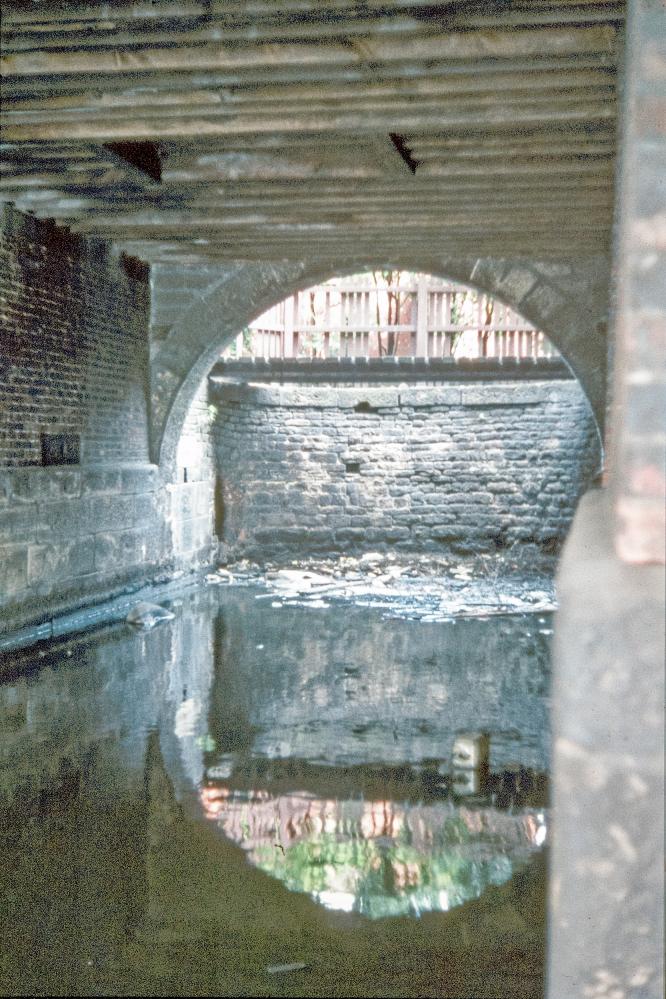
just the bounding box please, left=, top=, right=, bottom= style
left=548, top=4, right=665, bottom=997
left=611, top=0, right=666, bottom=564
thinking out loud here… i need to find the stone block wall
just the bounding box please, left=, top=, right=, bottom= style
left=212, top=379, right=601, bottom=560
left=0, top=463, right=172, bottom=634
left=0, top=202, right=604, bottom=634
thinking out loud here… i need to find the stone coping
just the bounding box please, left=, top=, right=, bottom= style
left=210, top=356, right=573, bottom=384
left=211, top=379, right=581, bottom=410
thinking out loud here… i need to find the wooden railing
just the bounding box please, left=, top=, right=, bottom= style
left=224, top=275, right=559, bottom=361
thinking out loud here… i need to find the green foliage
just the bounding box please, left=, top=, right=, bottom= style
left=250, top=816, right=517, bottom=919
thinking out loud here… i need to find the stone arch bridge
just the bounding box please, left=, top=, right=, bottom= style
left=0, top=3, right=663, bottom=997
left=152, top=256, right=609, bottom=472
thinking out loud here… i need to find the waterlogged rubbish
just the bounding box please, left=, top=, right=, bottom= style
left=219, top=552, right=559, bottom=623
left=206, top=569, right=234, bottom=585
left=452, top=732, right=490, bottom=771
left=265, top=962, right=309, bottom=975
left=125, top=601, right=175, bottom=629
left=451, top=767, right=485, bottom=797
left=272, top=569, right=333, bottom=590
left=240, top=560, right=557, bottom=620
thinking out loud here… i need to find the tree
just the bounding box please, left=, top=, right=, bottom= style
left=478, top=296, right=495, bottom=357
left=372, top=270, right=408, bottom=356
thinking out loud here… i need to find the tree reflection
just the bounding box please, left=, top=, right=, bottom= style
left=200, top=780, right=546, bottom=919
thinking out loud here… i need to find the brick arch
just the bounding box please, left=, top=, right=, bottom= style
left=153, top=255, right=610, bottom=471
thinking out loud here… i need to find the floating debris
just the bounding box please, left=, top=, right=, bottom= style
left=265, top=962, right=309, bottom=975
left=452, top=732, right=490, bottom=771
left=206, top=568, right=236, bottom=585
left=217, top=553, right=558, bottom=622
left=125, top=602, right=175, bottom=629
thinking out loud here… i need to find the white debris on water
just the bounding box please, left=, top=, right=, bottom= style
left=220, top=552, right=558, bottom=621
left=126, top=601, right=175, bottom=629
left=206, top=568, right=235, bottom=585
left=265, top=962, right=309, bottom=975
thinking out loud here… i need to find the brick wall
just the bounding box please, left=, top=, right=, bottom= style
left=0, top=204, right=150, bottom=466
left=0, top=208, right=217, bottom=637
left=212, top=379, right=601, bottom=560
left=610, top=0, right=666, bottom=565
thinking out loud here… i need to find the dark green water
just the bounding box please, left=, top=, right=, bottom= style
left=0, top=585, right=551, bottom=997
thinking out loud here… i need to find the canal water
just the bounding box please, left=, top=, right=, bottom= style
left=0, top=580, right=551, bottom=998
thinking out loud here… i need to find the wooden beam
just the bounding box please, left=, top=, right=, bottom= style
left=0, top=1, right=621, bottom=268
left=1, top=102, right=616, bottom=142
left=0, top=25, right=617, bottom=78
left=2, top=73, right=617, bottom=115
left=0, top=54, right=618, bottom=101
left=2, top=87, right=616, bottom=136
left=0, top=3, right=624, bottom=55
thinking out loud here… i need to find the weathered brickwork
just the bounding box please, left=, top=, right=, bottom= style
left=0, top=461, right=218, bottom=636
left=0, top=464, right=164, bottom=630
left=0, top=204, right=150, bottom=467
left=0, top=209, right=216, bottom=636
left=212, top=379, right=601, bottom=560
left=611, top=0, right=666, bottom=565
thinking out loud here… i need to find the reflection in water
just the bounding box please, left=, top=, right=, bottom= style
left=184, top=592, right=551, bottom=919
left=205, top=593, right=550, bottom=772
left=200, top=781, right=547, bottom=918
left=0, top=584, right=551, bottom=997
